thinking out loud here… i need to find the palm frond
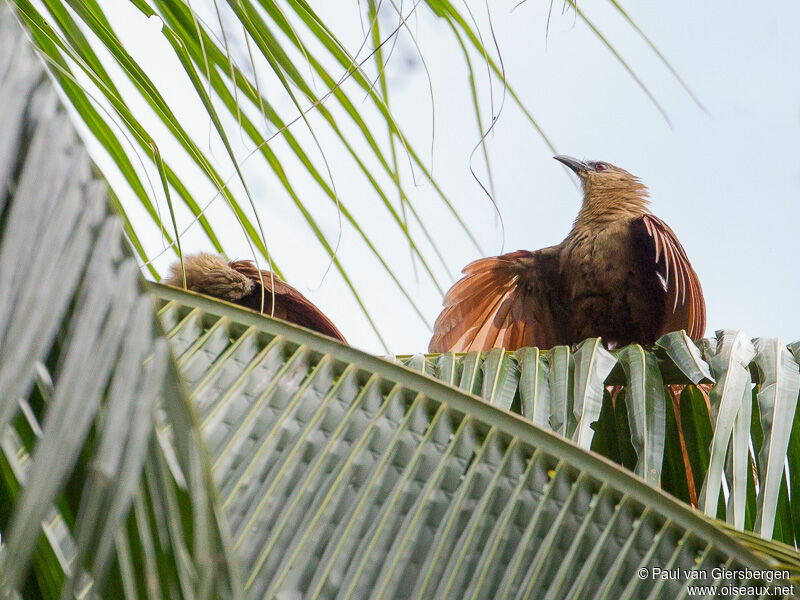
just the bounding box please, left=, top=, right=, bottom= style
left=0, top=10, right=241, bottom=594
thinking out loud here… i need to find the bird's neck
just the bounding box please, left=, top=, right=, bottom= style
left=570, top=183, right=651, bottom=232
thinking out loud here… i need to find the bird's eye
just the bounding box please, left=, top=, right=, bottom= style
left=595, top=163, right=608, bottom=172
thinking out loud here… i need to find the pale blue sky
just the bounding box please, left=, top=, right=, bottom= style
left=94, top=0, right=800, bottom=353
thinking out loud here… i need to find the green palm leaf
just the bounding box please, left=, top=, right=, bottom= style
left=572, top=338, right=616, bottom=449
left=617, top=344, right=667, bottom=485
left=752, top=338, right=800, bottom=539
left=700, top=330, right=757, bottom=518
left=0, top=25, right=241, bottom=595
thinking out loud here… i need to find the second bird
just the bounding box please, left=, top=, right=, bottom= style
left=164, top=253, right=347, bottom=343
left=429, top=156, right=705, bottom=353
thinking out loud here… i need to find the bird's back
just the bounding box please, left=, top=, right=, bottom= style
left=228, top=261, right=347, bottom=343
left=164, top=254, right=347, bottom=344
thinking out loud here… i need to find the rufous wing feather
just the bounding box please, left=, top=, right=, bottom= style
left=634, top=214, right=706, bottom=340
left=429, top=248, right=561, bottom=353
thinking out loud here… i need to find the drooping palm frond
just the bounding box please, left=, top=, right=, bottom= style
left=0, top=11, right=241, bottom=595
left=6, top=0, right=698, bottom=350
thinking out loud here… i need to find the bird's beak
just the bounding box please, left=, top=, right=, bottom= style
left=553, top=155, right=589, bottom=175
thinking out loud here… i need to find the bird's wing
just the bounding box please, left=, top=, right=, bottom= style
left=228, top=260, right=347, bottom=343
left=633, top=214, right=706, bottom=339
left=429, top=248, right=561, bottom=353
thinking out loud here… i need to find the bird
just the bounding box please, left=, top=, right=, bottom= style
left=164, top=253, right=347, bottom=343
left=429, top=156, right=705, bottom=353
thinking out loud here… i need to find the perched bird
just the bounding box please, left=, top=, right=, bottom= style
left=164, top=253, right=347, bottom=343
left=429, top=156, right=705, bottom=352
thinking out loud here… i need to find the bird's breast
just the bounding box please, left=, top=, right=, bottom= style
left=562, top=222, right=638, bottom=289
left=559, top=220, right=663, bottom=346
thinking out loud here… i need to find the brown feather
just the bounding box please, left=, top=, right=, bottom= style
left=428, top=248, right=562, bottom=353
left=635, top=215, right=706, bottom=339
left=164, top=254, right=346, bottom=343
left=227, top=260, right=347, bottom=343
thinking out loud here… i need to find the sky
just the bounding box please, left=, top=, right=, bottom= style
left=87, top=0, right=800, bottom=354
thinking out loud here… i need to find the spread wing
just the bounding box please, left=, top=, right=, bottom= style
left=228, top=260, right=347, bottom=343
left=428, top=248, right=562, bottom=353
left=633, top=214, right=706, bottom=340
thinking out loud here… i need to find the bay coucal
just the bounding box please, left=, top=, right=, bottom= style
left=429, top=156, right=705, bottom=352
left=164, top=253, right=347, bottom=343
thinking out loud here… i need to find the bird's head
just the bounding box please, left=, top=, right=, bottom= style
left=165, top=253, right=255, bottom=302
left=553, top=155, right=650, bottom=214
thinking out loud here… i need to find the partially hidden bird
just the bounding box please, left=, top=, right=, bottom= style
left=164, top=253, right=347, bottom=343
left=429, top=156, right=705, bottom=353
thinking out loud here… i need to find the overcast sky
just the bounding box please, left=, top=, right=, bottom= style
left=97, top=0, right=800, bottom=353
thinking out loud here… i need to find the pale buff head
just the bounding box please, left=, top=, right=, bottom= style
left=554, top=155, right=650, bottom=221
left=164, top=253, right=255, bottom=302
